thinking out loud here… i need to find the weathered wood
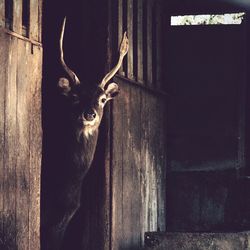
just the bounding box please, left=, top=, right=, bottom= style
left=145, top=231, right=250, bottom=250
left=16, top=39, right=30, bottom=250
left=13, top=0, right=22, bottom=34
left=0, top=31, right=8, bottom=249
left=29, top=44, right=42, bottom=250
left=30, top=0, right=39, bottom=40
left=146, top=0, right=153, bottom=87
left=4, top=33, right=18, bottom=250
left=111, top=84, right=125, bottom=250
left=137, top=0, right=143, bottom=83
left=112, top=77, right=166, bottom=249
left=127, top=0, right=134, bottom=79
left=0, top=0, right=4, bottom=27
left=38, top=0, right=43, bottom=42
left=0, top=17, right=42, bottom=250
left=155, top=0, right=162, bottom=90
left=118, top=0, right=124, bottom=75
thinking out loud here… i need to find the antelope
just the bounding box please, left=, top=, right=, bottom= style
left=41, top=17, right=128, bottom=250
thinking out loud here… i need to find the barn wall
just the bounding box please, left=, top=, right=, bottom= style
left=0, top=1, right=42, bottom=249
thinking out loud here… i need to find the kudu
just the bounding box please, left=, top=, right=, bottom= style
left=41, top=17, right=128, bottom=250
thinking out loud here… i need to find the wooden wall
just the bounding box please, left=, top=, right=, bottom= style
left=0, top=1, right=42, bottom=249
left=110, top=1, right=167, bottom=249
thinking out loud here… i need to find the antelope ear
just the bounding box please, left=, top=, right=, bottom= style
left=105, top=82, right=119, bottom=100
left=58, top=77, right=71, bottom=95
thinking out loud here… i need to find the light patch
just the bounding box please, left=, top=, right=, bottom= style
left=98, top=93, right=108, bottom=108
left=82, top=113, right=100, bottom=139
left=171, top=12, right=245, bottom=26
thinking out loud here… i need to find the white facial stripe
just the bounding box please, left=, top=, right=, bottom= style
left=82, top=112, right=100, bottom=139
left=98, top=93, right=108, bottom=107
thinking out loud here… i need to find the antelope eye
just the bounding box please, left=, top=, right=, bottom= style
left=101, top=98, right=106, bottom=103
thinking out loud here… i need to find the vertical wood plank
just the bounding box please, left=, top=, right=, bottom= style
left=13, top=0, right=22, bottom=34
left=4, top=34, right=18, bottom=250
left=38, top=0, right=43, bottom=42
left=16, top=39, right=30, bottom=250
left=0, top=32, right=8, bottom=248
left=111, top=85, right=124, bottom=250
left=137, top=0, right=143, bottom=83
left=146, top=0, right=153, bottom=87
left=127, top=0, right=134, bottom=79
left=155, top=0, right=163, bottom=90
left=30, top=0, right=39, bottom=41
left=0, top=0, right=5, bottom=27
left=29, top=44, right=42, bottom=250
left=118, top=0, right=124, bottom=75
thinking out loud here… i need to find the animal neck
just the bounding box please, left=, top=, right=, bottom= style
left=70, top=126, right=99, bottom=178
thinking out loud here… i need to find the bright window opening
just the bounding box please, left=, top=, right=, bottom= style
left=171, top=13, right=245, bottom=26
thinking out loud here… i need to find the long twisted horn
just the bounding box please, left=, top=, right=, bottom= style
left=99, top=32, right=129, bottom=89
left=60, top=17, right=80, bottom=85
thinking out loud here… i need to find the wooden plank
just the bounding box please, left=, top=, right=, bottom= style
left=0, top=0, right=4, bottom=27
left=122, top=84, right=141, bottom=248
left=146, top=0, right=153, bottom=87
left=137, top=0, right=143, bottom=83
left=111, top=83, right=125, bottom=250
left=3, top=34, right=18, bottom=250
left=0, top=31, right=8, bottom=248
left=13, top=0, right=22, bottom=34
left=118, top=0, right=124, bottom=75
left=38, top=0, right=43, bottom=42
left=127, top=0, right=134, bottom=80
left=29, top=44, right=42, bottom=250
left=30, top=0, right=39, bottom=41
left=15, top=39, right=30, bottom=250
left=155, top=0, right=163, bottom=90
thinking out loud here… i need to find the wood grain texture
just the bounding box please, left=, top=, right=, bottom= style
left=155, top=0, right=162, bottom=90
left=146, top=0, right=153, bottom=87
left=13, top=0, right=22, bottom=34
left=118, top=0, right=124, bottom=75
left=30, top=0, right=39, bottom=40
left=16, top=39, right=30, bottom=250
left=0, top=32, right=10, bottom=249
left=137, top=0, right=143, bottom=84
left=4, top=33, right=18, bottom=250
left=28, top=44, right=42, bottom=250
left=0, top=0, right=4, bottom=27
left=111, top=77, right=166, bottom=249
left=0, top=30, right=42, bottom=249
left=127, top=0, right=134, bottom=80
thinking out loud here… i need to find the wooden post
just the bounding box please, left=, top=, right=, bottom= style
left=0, top=0, right=4, bottom=27
left=137, top=0, right=143, bottom=83
left=13, top=0, right=22, bottom=34
left=146, top=0, right=153, bottom=87
left=118, top=0, right=124, bottom=75
left=127, top=0, right=134, bottom=79
left=155, top=0, right=162, bottom=90
left=30, top=0, right=39, bottom=40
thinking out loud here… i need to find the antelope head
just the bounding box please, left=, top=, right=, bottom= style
left=57, top=18, right=128, bottom=139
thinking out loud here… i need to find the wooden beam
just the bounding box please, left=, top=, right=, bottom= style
left=118, top=0, right=124, bottom=75
left=127, top=0, right=134, bottom=79
left=38, top=0, right=43, bottom=42
left=155, top=0, right=163, bottom=90
left=30, top=0, right=39, bottom=41
left=137, top=0, right=143, bottom=84
left=0, top=0, right=4, bottom=27
left=4, top=34, right=18, bottom=250
left=13, top=0, right=22, bottom=34
left=146, top=0, right=153, bottom=87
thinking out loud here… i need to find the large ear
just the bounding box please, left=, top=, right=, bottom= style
left=58, top=77, right=71, bottom=95
left=105, top=82, right=119, bottom=101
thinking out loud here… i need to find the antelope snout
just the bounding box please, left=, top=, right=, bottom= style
left=83, top=109, right=97, bottom=121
